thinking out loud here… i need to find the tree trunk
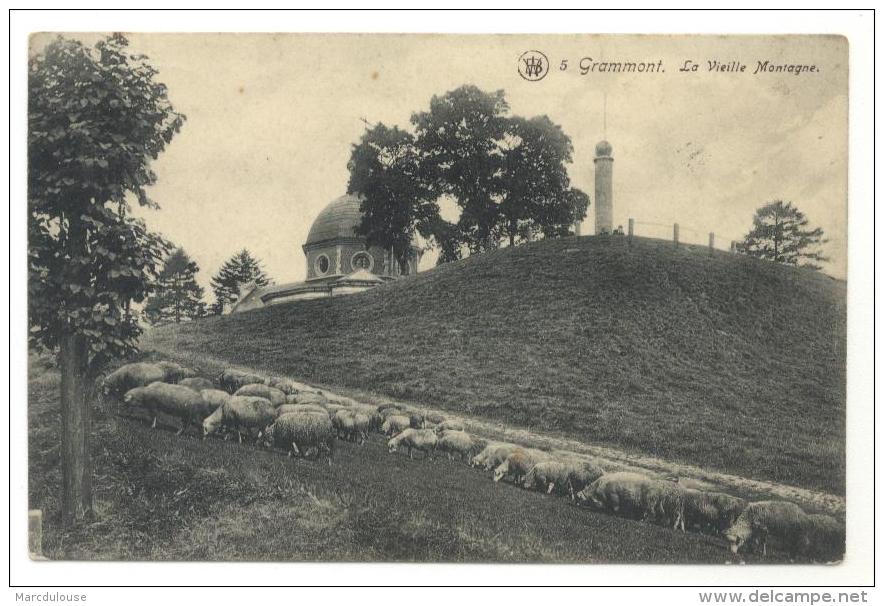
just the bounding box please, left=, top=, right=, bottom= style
left=59, top=332, right=92, bottom=526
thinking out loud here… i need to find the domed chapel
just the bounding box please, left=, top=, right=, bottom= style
left=231, top=194, right=422, bottom=312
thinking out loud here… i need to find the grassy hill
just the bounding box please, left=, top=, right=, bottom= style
left=147, top=236, right=846, bottom=493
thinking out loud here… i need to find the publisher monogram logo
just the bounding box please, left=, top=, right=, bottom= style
left=518, top=50, right=549, bottom=81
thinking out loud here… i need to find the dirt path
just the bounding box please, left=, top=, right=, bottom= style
left=152, top=349, right=845, bottom=518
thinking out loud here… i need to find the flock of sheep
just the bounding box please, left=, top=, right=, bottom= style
left=101, top=359, right=845, bottom=563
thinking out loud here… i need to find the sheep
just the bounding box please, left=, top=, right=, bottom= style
left=101, top=362, right=165, bottom=397
left=423, top=411, right=446, bottom=425
left=264, top=412, right=335, bottom=464
left=435, top=419, right=465, bottom=433
left=387, top=428, right=437, bottom=459
left=351, top=404, right=382, bottom=432
left=202, top=395, right=277, bottom=443
left=218, top=369, right=265, bottom=393
left=799, top=514, right=845, bottom=562
left=574, top=472, right=656, bottom=519
left=409, top=413, right=426, bottom=429
left=199, top=388, right=231, bottom=410
left=724, top=500, right=808, bottom=557
left=234, top=383, right=286, bottom=406
left=381, top=414, right=411, bottom=436
left=277, top=403, right=328, bottom=417
left=378, top=402, right=403, bottom=413
left=523, top=460, right=573, bottom=495
left=379, top=406, right=406, bottom=421
left=471, top=442, right=518, bottom=470
left=123, top=382, right=216, bottom=435
left=286, top=392, right=328, bottom=406
left=332, top=409, right=371, bottom=444
left=178, top=377, right=215, bottom=392
left=493, top=448, right=551, bottom=484
left=641, top=480, right=686, bottom=531
left=155, top=361, right=199, bottom=383
left=322, top=402, right=349, bottom=417
left=683, top=489, right=747, bottom=534
left=436, top=430, right=483, bottom=462
left=566, top=461, right=606, bottom=500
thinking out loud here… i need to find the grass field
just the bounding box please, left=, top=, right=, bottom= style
left=28, top=353, right=766, bottom=563
left=146, top=236, right=847, bottom=493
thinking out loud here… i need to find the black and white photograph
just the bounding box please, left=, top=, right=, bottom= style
left=10, top=10, right=876, bottom=592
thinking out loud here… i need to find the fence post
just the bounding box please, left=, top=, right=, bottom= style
left=708, top=232, right=715, bottom=253
left=673, top=223, right=679, bottom=248
left=730, top=240, right=737, bottom=254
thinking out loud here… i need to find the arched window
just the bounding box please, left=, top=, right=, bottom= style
left=351, top=251, right=373, bottom=271
left=315, top=254, right=330, bottom=275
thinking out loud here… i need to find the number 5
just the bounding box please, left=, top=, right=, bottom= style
left=559, top=59, right=568, bottom=71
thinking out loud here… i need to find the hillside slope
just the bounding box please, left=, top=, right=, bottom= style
left=147, top=236, right=847, bottom=492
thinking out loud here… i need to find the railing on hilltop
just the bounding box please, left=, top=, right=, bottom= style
left=609, top=218, right=743, bottom=254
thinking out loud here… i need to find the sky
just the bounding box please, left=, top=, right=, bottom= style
left=34, top=33, right=848, bottom=288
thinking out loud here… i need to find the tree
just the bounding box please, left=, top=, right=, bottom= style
left=740, top=201, right=828, bottom=269
left=144, top=248, right=206, bottom=324
left=209, top=249, right=271, bottom=314
left=347, top=123, right=436, bottom=273
left=412, top=85, right=510, bottom=253
left=28, top=34, right=184, bottom=524
left=499, top=116, right=589, bottom=245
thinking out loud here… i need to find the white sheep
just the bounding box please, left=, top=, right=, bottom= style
left=381, top=414, right=411, bottom=436
left=724, top=500, right=808, bottom=557
left=202, top=395, right=277, bottom=443
left=234, top=383, right=286, bottom=406
left=178, top=377, right=215, bottom=392
left=387, top=428, right=437, bottom=459
left=123, top=381, right=216, bottom=435
left=435, top=419, right=465, bottom=433
left=265, top=412, right=335, bottom=463
left=102, top=362, right=165, bottom=397
left=436, top=430, right=483, bottom=462
left=574, top=472, right=656, bottom=519
left=217, top=369, right=266, bottom=393
left=470, top=442, right=518, bottom=470
left=493, top=448, right=551, bottom=484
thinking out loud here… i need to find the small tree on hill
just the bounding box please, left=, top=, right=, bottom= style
left=144, top=248, right=206, bottom=324
left=28, top=34, right=184, bottom=524
left=210, top=249, right=271, bottom=314
left=741, top=201, right=828, bottom=269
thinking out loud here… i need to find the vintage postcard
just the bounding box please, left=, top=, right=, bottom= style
left=24, top=30, right=857, bottom=574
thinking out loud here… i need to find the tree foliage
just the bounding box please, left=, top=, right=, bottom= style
left=28, top=33, right=185, bottom=371
left=209, top=249, right=271, bottom=314
left=144, top=248, right=206, bottom=325
left=348, top=85, right=589, bottom=263
left=740, top=200, right=828, bottom=270
left=347, top=124, right=435, bottom=273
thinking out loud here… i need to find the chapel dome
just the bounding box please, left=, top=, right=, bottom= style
left=305, top=194, right=364, bottom=246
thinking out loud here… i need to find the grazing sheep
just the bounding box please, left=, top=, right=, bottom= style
left=493, top=448, right=551, bottom=484
left=263, top=376, right=307, bottom=396
left=178, top=377, right=215, bottom=392
left=436, top=430, right=483, bottom=462
left=575, top=472, right=656, bottom=519
left=425, top=412, right=446, bottom=425
left=322, top=403, right=349, bottom=417
left=123, top=382, right=216, bottom=435
left=156, top=361, right=199, bottom=383
left=381, top=414, right=411, bottom=436
left=202, top=395, right=277, bottom=443
left=566, top=461, right=606, bottom=500
left=102, top=362, right=165, bottom=397
left=379, top=406, right=406, bottom=421
left=351, top=404, right=382, bottom=431
left=234, top=383, right=286, bottom=406
left=332, top=409, right=370, bottom=444
left=218, top=369, right=265, bottom=394
left=387, top=428, right=437, bottom=459
left=435, top=419, right=465, bottom=434
left=523, top=460, right=574, bottom=495
left=286, top=392, right=328, bottom=406
left=264, top=412, right=335, bottom=463
left=471, top=442, right=518, bottom=470
left=277, top=403, right=328, bottom=416
left=409, top=413, right=426, bottom=429
left=683, top=489, right=747, bottom=533
left=800, top=514, right=845, bottom=562
left=724, top=500, right=808, bottom=557
left=641, top=480, right=686, bottom=531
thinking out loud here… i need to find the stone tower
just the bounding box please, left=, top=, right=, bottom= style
left=594, top=140, right=613, bottom=235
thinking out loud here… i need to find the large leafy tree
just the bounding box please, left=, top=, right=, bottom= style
left=28, top=34, right=184, bottom=524
left=144, top=248, right=206, bottom=324
left=412, top=85, right=510, bottom=254
left=499, top=116, right=589, bottom=245
left=741, top=200, right=828, bottom=269
left=209, top=249, right=271, bottom=314
left=347, top=123, right=436, bottom=273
